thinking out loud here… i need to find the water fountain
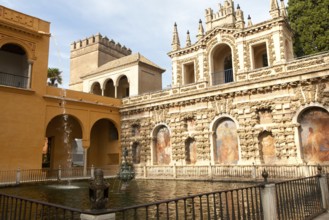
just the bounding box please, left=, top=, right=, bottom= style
left=57, top=89, right=75, bottom=186
left=118, top=147, right=135, bottom=190
left=62, top=114, right=73, bottom=170
left=60, top=90, right=72, bottom=169
left=89, top=169, right=109, bottom=210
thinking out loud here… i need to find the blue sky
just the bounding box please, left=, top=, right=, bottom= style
left=1, top=0, right=288, bottom=88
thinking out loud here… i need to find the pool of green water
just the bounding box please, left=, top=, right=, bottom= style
left=0, top=179, right=254, bottom=210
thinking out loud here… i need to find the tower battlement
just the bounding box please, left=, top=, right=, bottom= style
left=205, top=0, right=236, bottom=31
left=69, top=33, right=132, bottom=91
left=70, top=33, right=131, bottom=56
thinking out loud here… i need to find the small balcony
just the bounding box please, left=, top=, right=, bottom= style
left=212, top=69, right=233, bottom=85
left=0, top=71, right=29, bottom=89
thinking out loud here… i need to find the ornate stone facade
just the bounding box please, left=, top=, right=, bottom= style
left=119, top=1, right=329, bottom=166
left=121, top=63, right=329, bottom=166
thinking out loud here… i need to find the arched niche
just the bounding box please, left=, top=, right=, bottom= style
left=152, top=125, right=171, bottom=165
left=298, top=107, right=329, bottom=164
left=132, top=142, right=141, bottom=164
left=185, top=137, right=197, bottom=164
left=213, top=118, right=239, bottom=164
left=258, top=131, right=276, bottom=164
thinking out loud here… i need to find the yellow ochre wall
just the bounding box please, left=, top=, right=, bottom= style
left=0, top=6, right=122, bottom=170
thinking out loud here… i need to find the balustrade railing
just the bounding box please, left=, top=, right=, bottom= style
left=212, top=68, right=234, bottom=85
left=105, top=184, right=264, bottom=219
left=275, top=176, right=324, bottom=219
left=1, top=164, right=328, bottom=186
left=0, top=172, right=328, bottom=219
left=0, top=166, right=119, bottom=186
left=0, top=71, right=29, bottom=88
left=0, top=193, right=81, bottom=220
left=134, top=164, right=329, bottom=180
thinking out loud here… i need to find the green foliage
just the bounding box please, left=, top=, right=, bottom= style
left=287, top=0, right=329, bottom=57
left=47, top=68, right=63, bottom=87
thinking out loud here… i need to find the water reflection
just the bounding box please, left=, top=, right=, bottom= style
left=0, top=179, right=253, bottom=210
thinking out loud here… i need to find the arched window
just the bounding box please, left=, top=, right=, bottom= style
left=211, top=44, right=233, bottom=85
left=0, top=43, right=29, bottom=88
left=117, top=76, right=129, bottom=98
left=90, top=82, right=102, bottom=95
left=153, top=126, right=171, bottom=165
left=213, top=118, right=238, bottom=164
left=298, top=107, right=329, bottom=163
left=104, top=79, right=115, bottom=97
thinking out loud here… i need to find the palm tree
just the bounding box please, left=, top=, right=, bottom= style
left=47, top=68, right=63, bottom=87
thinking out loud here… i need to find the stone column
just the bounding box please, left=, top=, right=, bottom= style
left=261, top=184, right=278, bottom=220
left=319, top=174, right=329, bottom=210
left=58, top=165, right=62, bottom=180
left=208, top=162, right=212, bottom=179
left=83, top=148, right=88, bottom=176
left=16, top=168, right=21, bottom=185
left=114, top=85, right=118, bottom=98
left=252, top=163, right=257, bottom=179
left=27, top=60, right=33, bottom=88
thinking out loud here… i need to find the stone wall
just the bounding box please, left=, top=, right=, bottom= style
left=121, top=53, right=329, bottom=166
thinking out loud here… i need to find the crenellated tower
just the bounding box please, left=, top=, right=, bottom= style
left=168, top=0, right=293, bottom=88
left=205, top=0, right=237, bottom=31
left=69, top=33, right=132, bottom=91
